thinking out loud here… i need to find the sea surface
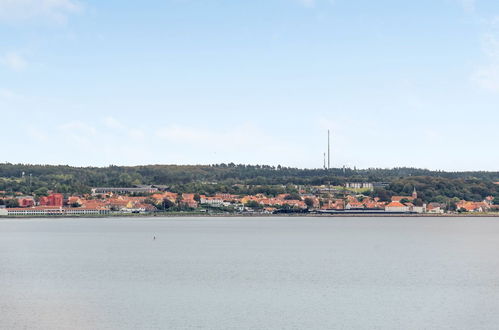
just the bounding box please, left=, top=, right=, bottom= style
left=1, top=217, right=499, bottom=330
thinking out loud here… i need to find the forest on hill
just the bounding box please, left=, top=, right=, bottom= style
left=0, top=163, right=497, bottom=203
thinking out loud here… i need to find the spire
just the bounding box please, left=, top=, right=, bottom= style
left=412, top=187, right=417, bottom=199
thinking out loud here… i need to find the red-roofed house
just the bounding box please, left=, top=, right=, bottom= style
left=385, top=201, right=409, bottom=212
left=17, top=196, right=35, bottom=207
left=346, top=202, right=364, bottom=209
left=321, top=199, right=345, bottom=210
left=427, top=203, right=445, bottom=214
left=391, top=187, right=418, bottom=203
left=181, top=194, right=198, bottom=208
left=456, top=201, right=489, bottom=213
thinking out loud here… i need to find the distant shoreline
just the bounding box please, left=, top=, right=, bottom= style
left=1, top=213, right=499, bottom=219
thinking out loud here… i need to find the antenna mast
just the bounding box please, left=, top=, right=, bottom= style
left=327, top=129, right=330, bottom=170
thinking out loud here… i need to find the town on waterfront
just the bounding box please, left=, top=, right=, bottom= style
left=1, top=167, right=498, bottom=217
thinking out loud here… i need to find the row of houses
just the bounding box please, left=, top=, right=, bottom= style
left=320, top=189, right=450, bottom=214
left=456, top=197, right=498, bottom=213
left=1, top=185, right=497, bottom=215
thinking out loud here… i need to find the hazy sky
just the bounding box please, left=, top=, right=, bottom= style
left=1, top=0, right=498, bottom=170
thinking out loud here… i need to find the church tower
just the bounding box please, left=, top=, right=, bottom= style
left=412, top=187, right=418, bottom=200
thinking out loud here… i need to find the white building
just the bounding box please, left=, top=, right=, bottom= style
left=64, top=208, right=110, bottom=215
left=5, top=207, right=109, bottom=216
left=427, top=203, right=445, bottom=214
left=345, top=182, right=374, bottom=190
left=385, top=201, right=410, bottom=213
left=200, top=197, right=224, bottom=207
left=411, top=205, right=426, bottom=214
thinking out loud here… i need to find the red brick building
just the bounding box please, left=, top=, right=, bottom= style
left=39, top=193, right=64, bottom=207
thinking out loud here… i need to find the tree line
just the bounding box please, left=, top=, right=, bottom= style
left=0, top=163, right=497, bottom=203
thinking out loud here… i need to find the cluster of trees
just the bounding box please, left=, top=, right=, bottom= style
left=0, top=163, right=497, bottom=203
left=142, top=197, right=195, bottom=212
left=0, top=198, right=19, bottom=208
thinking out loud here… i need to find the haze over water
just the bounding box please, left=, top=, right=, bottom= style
left=1, top=217, right=499, bottom=329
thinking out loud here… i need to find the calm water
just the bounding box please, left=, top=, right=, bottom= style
left=1, top=217, right=499, bottom=330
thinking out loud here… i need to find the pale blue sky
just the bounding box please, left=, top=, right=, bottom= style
left=1, top=0, right=498, bottom=170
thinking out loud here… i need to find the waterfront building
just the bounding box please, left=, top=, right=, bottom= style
left=456, top=201, right=490, bottom=213
left=427, top=203, right=445, bottom=214
left=385, top=201, right=410, bottom=212
left=5, top=206, right=110, bottom=216
left=345, top=201, right=365, bottom=209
